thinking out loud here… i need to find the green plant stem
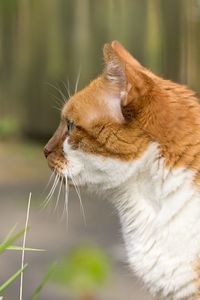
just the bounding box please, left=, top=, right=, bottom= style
left=0, top=264, right=28, bottom=293
left=30, top=262, right=57, bottom=300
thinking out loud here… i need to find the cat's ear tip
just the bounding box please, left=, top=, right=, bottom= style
left=103, top=40, right=122, bottom=51
left=103, top=41, right=123, bottom=59
left=111, top=40, right=125, bottom=52
left=111, top=40, right=121, bottom=48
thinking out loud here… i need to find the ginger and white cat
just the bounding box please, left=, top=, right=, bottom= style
left=44, top=41, right=200, bottom=299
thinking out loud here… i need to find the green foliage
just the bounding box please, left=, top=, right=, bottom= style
left=52, top=246, right=110, bottom=295
left=0, top=226, right=28, bottom=297
left=0, top=226, right=26, bottom=255
left=0, top=225, right=46, bottom=299
left=0, top=227, right=110, bottom=298
left=0, top=211, right=110, bottom=299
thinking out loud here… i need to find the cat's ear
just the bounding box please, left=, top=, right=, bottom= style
left=103, top=41, right=154, bottom=106
left=103, top=43, right=126, bottom=89
left=111, top=41, right=145, bottom=71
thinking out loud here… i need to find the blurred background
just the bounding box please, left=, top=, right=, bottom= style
left=0, top=0, right=200, bottom=299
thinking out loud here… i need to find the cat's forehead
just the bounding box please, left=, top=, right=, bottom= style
left=61, top=77, right=124, bottom=126
left=62, top=78, right=103, bottom=120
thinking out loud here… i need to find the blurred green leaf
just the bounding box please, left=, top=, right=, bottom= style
left=52, top=246, right=110, bottom=294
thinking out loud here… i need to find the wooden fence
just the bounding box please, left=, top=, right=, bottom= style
left=0, top=0, right=200, bottom=138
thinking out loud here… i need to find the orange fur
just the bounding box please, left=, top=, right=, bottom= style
left=44, top=41, right=200, bottom=185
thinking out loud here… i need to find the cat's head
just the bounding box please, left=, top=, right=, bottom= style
left=44, top=41, right=199, bottom=189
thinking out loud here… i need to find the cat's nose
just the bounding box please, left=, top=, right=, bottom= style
left=43, top=146, right=52, bottom=158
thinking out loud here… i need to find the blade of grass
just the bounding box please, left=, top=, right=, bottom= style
left=2, top=223, right=18, bottom=244
left=20, top=192, right=31, bottom=300
left=0, top=228, right=27, bottom=255
left=0, top=264, right=28, bottom=293
left=30, top=262, right=57, bottom=300
left=7, top=246, right=45, bottom=252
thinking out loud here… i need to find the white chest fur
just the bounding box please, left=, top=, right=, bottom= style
left=110, top=144, right=200, bottom=300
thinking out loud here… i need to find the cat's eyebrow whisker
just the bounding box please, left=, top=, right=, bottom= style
left=53, top=105, right=62, bottom=112
left=74, top=67, right=81, bottom=94
left=67, top=78, right=71, bottom=98
left=54, top=175, right=64, bottom=212
left=46, top=82, right=66, bottom=103
left=50, top=94, right=64, bottom=112
left=61, top=80, right=71, bottom=99
left=51, top=94, right=65, bottom=106
left=68, top=170, right=86, bottom=226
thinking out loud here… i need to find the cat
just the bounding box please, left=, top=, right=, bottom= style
left=44, top=41, right=200, bottom=300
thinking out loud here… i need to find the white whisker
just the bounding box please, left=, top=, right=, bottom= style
left=51, top=93, right=65, bottom=105
left=42, top=173, right=60, bottom=209
left=48, top=174, right=60, bottom=200
left=53, top=105, right=62, bottom=112
left=68, top=170, right=86, bottom=226
left=43, top=171, right=55, bottom=193
left=62, top=80, right=71, bottom=99
left=46, top=82, right=66, bottom=102
left=67, top=79, right=71, bottom=97
left=54, top=176, right=64, bottom=212
left=61, top=176, right=69, bottom=225
left=46, top=173, right=59, bottom=200
left=64, top=177, right=69, bottom=227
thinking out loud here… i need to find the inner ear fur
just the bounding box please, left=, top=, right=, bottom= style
left=103, top=41, right=154, bottom=107
left=103, top=43, right=126, bottom=90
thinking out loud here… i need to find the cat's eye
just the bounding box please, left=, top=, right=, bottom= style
left=67, top=119, right=75, bottom=133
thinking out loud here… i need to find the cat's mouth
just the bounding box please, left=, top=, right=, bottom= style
left=47, top=152, right=76, bottom=188
left=47, top=150, right=68, bottom=175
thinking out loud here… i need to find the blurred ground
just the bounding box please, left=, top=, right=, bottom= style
left=0, top=141, right=151, bottom=300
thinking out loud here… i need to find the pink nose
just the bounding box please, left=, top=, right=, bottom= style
left=43, top=146, right=52, bottom=158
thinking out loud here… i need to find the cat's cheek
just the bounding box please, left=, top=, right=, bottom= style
left=62, top=138, right=84, bottom=177
left=62, top=156, right=84, bottom=178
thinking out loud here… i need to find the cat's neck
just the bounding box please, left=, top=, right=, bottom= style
left=110, top=142, right=195, bottom=215
left=108, top=143, right=200, bottom=299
